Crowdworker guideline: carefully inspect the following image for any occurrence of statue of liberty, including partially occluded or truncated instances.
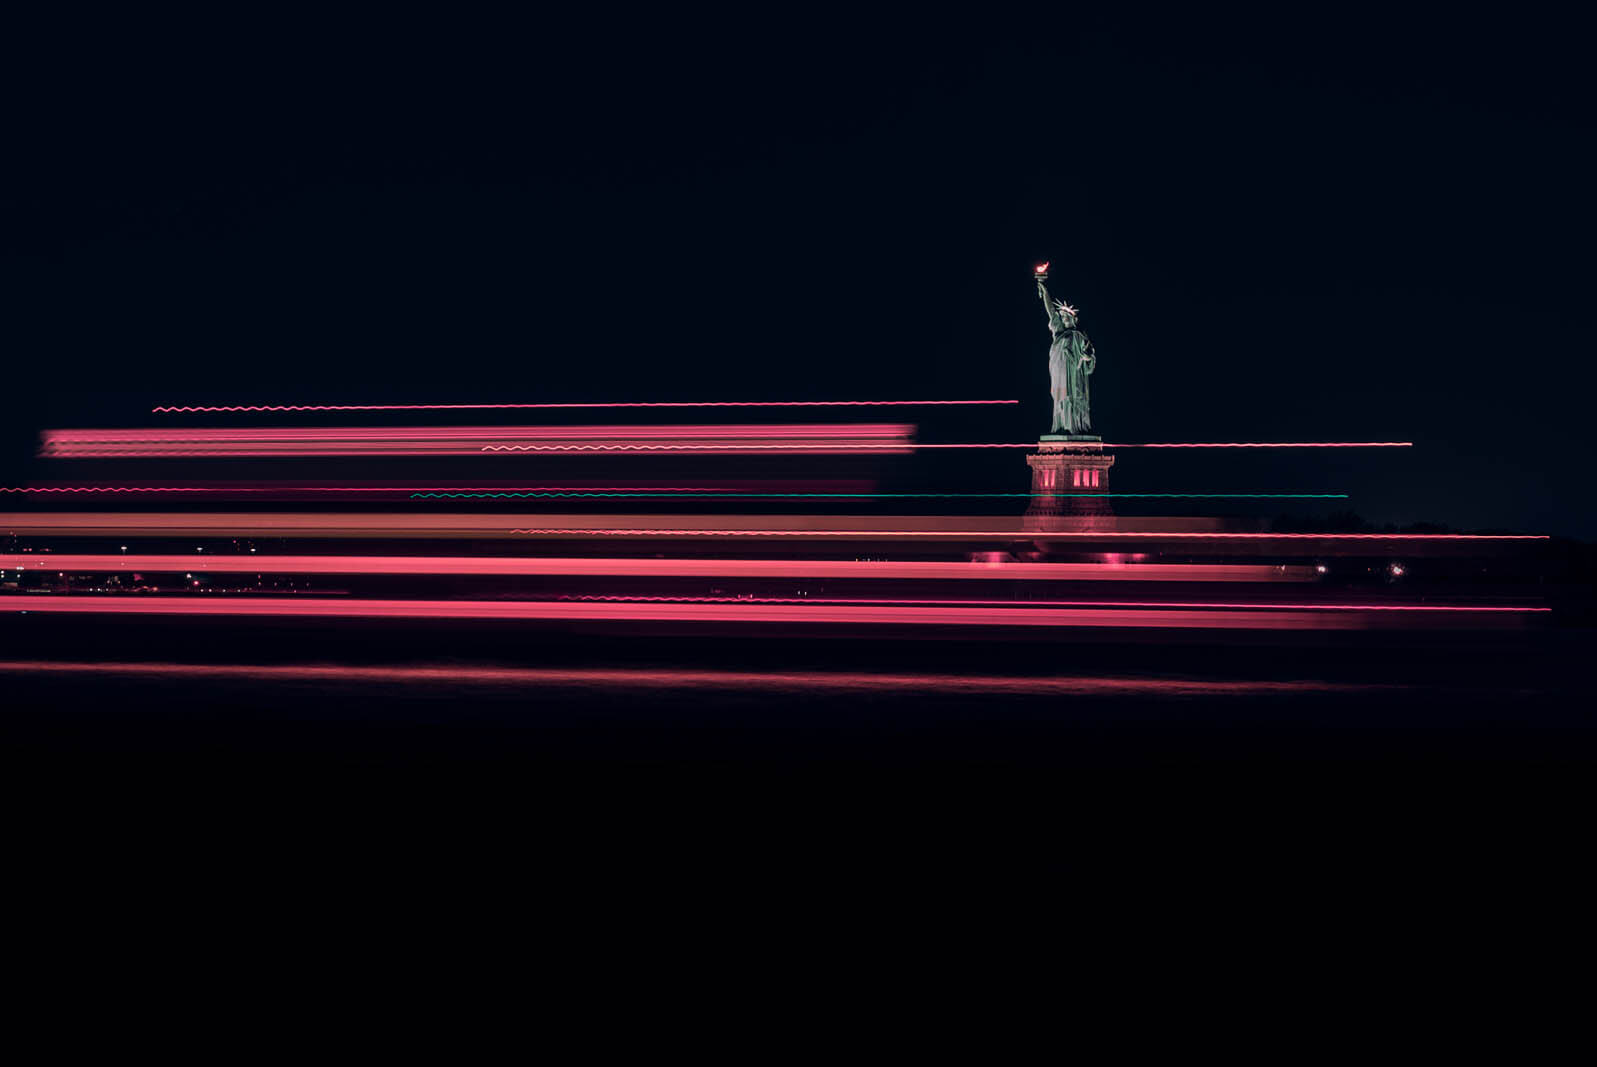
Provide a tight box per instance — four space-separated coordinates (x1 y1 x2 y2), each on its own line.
1035 264 1097 436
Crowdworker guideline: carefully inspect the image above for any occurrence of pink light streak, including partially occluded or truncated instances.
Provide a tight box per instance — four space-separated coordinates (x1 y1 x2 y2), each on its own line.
504 528 1548 541
44 424 913 440
1 486 762 494
39 424 916 459
481 443 918 453
550 594 1548 613
482 441 1415 452
0 660 1412 697
151 400 1020 413
1099 442 1413 448
0 512 1550 540
0 595 1542 630
0 553 1321 583
36 426 1414 459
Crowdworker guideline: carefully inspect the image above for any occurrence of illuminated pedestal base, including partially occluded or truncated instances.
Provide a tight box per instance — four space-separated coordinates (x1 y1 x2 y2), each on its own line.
1025 437 1116 530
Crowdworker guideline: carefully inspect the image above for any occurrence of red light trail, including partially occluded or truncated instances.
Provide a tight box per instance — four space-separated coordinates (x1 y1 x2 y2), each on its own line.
479 443 978 452
150 400 1019 413
1099 442 1413 448
549 594 1548 613
0 487 1352 499
916 442 1415 449
0 660 1412 697
36 426 1413 459
0 553 1323 582
0 485 802 494
503 528 1547 541
38 424 917 459
0 512 1549 540
479 441 1414 453
412 492 1348 499
0 595 1545 629
2 485 848 494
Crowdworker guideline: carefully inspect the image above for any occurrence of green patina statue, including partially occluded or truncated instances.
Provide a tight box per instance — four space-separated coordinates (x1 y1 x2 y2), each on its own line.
1035 266 1097 436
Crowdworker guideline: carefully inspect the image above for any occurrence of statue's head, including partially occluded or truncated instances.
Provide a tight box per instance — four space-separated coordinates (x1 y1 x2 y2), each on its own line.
1055 299 1079 327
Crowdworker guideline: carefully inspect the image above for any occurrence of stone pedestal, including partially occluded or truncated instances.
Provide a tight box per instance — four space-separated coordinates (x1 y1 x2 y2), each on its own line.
1025 436 1116 520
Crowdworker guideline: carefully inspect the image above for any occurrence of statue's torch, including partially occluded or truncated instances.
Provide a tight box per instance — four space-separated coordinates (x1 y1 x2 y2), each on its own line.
1034 262 1049 282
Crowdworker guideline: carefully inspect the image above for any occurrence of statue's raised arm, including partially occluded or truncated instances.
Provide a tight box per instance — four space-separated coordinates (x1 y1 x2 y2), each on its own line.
1038 276 1064 333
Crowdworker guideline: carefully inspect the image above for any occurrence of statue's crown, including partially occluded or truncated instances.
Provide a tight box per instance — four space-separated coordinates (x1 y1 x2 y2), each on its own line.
1055 299 1078 318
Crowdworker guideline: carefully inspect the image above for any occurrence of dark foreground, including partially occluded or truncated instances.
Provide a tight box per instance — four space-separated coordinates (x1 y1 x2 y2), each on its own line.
5 616 1592 848
8 621 1590 1017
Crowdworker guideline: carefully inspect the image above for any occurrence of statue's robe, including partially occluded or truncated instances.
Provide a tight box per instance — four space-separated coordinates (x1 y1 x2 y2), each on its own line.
1048 327 1096 434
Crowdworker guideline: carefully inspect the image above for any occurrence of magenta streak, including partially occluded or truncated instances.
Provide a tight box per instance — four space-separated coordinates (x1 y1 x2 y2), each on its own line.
151 400 1021 413
1101 442 1414 448
0 554 1315 582
481 441 1416 452
2 486 759 494
0 660 1415 696
550 594 1547 613
505 528 1548 540
45 423 915 440
0 595 1486 630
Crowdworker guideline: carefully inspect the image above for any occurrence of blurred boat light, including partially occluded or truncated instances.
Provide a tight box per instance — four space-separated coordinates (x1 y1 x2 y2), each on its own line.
39 424 918 459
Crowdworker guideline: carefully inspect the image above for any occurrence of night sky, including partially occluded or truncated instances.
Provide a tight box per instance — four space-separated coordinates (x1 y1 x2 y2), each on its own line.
4 12 1593 535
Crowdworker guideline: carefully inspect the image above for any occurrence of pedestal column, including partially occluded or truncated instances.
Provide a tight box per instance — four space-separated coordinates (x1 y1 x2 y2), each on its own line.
1025 437 1116 519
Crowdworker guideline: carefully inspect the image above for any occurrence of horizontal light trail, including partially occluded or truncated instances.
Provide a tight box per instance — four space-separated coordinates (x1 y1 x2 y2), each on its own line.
479 441 1413 452
1100 442 1413 448
0 554 1319 583
4 486 364 493
0 487 1350 499
0 512 1549 541
45 424 913 440
0 595 1531 630
36 427 1413 459
504 529 1548 541
550 594 1547 613
0 660 1412 697
480 443 954 452
40 424 916 459
3 485 833 494
410 492 1350 500
151 400 1020 413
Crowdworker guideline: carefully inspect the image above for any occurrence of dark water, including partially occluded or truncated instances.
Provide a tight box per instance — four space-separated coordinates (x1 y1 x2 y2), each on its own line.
4 618 1589 788
5 615 1592 899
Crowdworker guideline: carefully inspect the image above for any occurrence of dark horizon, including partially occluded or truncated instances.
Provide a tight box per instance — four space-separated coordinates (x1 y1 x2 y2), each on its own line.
3 12 1592 536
